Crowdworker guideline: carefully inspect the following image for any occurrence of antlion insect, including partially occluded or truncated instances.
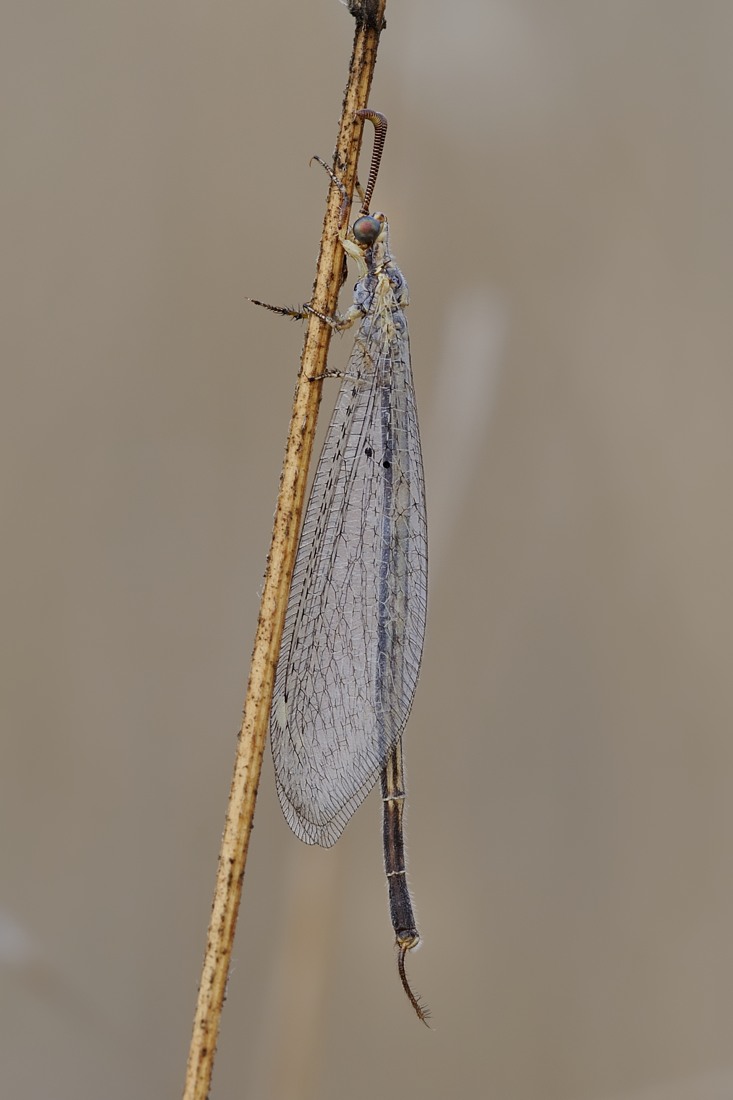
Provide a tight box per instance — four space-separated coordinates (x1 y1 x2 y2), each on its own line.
251 110 429 1023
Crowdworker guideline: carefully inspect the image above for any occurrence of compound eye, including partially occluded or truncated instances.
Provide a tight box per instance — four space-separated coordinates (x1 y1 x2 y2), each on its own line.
352 214 382 246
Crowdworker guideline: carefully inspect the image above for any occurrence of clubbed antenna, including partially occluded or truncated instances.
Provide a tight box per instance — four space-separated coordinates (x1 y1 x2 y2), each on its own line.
355 109 388 214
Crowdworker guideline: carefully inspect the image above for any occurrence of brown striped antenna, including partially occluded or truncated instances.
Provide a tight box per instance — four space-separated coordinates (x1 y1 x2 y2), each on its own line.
355 109 388 214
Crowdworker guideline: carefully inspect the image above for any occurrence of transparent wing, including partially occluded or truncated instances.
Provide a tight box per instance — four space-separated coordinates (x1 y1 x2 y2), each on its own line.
270 302 427 847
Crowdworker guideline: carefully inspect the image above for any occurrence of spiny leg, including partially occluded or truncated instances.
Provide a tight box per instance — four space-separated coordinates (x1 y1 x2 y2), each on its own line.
247 299 309 320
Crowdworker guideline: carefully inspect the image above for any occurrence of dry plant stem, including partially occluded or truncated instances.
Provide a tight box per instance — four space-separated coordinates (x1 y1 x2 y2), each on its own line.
181 3 387 1099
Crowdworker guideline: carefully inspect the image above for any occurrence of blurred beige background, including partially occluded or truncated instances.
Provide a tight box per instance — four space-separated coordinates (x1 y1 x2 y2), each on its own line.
3 2 733 1098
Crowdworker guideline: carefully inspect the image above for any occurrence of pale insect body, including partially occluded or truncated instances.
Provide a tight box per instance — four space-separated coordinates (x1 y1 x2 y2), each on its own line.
271 212 427 849
257 110 430 1022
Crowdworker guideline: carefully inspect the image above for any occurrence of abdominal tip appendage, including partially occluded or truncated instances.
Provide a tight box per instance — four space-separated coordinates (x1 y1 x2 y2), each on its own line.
397 944 431 1027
